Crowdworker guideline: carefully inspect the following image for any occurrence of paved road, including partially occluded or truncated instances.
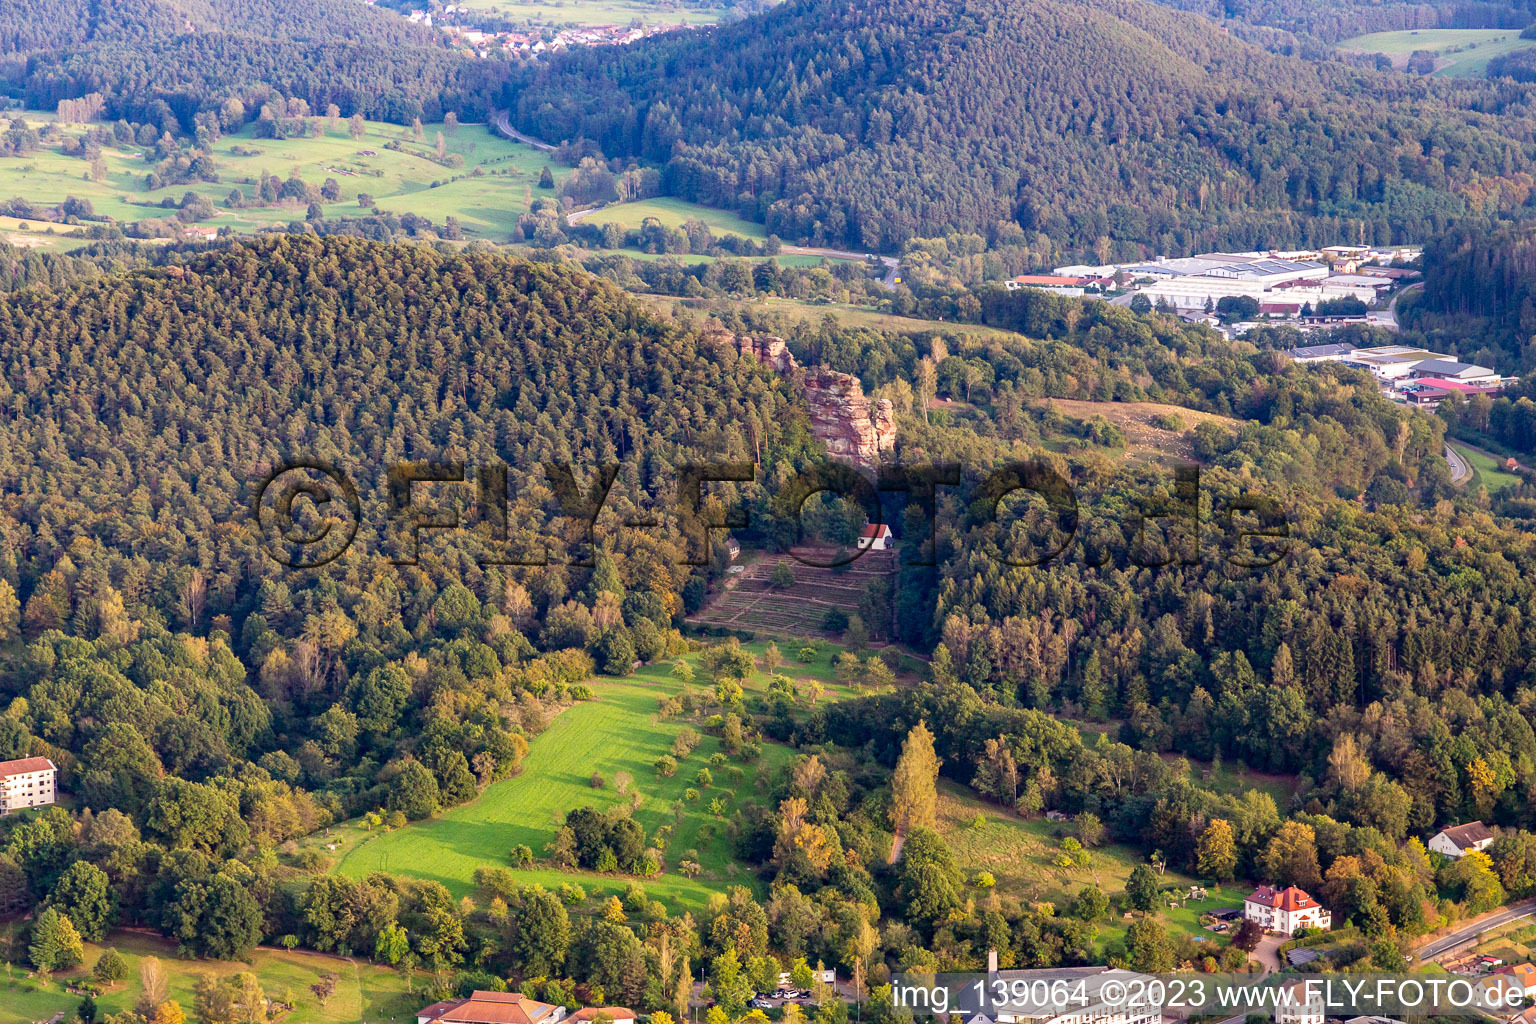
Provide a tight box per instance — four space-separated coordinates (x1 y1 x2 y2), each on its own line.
1418 898 1536 960
780 244 901 287
1446 443 1472 486
490 109 556 151
1372 280 1422 332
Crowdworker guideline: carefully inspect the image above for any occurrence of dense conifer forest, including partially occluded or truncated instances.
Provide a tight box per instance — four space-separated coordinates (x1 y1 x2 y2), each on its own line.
507 0 1536 254
0 0 501 128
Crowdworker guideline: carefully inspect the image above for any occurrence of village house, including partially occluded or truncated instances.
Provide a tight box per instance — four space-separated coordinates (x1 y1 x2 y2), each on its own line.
0 756 57 815
858 523 893 551
1494 964 1536 1000
417 992 564 1024
1274 980 1326 1024
1243 885 1331 935
1430 821 1496 859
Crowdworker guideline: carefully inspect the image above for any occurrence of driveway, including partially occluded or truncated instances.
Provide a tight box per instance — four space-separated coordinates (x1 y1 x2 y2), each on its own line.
1252 934 1285 973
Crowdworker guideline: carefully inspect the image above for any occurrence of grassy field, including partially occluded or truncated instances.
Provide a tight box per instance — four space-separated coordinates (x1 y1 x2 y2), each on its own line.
332 640 860 912
1453 441 1525 493
0 929 419 1024
1043 399 1241 462
0 111 553 246
451 0 724 25
577 197 769 240
1339 28 1536 76
936 784 1251 952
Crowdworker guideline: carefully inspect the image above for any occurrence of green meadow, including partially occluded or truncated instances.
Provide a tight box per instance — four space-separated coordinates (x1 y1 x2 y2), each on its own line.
579 196 770 240
1339 28 1536 77
0 111 553 245
332 640 858 912
0 930 419 1024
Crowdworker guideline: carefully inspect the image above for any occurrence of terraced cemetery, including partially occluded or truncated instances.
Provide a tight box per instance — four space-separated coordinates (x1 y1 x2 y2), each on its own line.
689 545 896 638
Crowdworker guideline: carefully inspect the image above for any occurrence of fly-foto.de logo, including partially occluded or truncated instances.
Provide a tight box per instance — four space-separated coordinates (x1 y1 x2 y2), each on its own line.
251 458 1291 570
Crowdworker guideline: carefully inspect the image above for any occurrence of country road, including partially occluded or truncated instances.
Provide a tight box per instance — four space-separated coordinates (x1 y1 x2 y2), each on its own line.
1446 443 1472 486
490 109 556 151
1417 897 1536 960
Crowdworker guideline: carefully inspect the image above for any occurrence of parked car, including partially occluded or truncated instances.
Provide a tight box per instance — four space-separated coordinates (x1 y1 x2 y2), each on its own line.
750 999 774 1010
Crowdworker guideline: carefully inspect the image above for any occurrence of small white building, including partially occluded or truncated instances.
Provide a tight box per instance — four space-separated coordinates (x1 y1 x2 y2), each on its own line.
1243 885 1331 935
1430 821 1496 859
0 756 56 816
858 523 893 551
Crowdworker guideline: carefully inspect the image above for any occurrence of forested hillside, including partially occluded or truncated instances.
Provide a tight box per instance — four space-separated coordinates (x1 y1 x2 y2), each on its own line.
507 0 1536 254
1150 0 1531 44
744 294 1536 835
0 0 500 127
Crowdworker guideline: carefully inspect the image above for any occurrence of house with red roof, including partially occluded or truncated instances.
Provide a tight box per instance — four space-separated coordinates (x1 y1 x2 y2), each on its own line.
858 523 893 551
416 992 564 1024
1243 885 1331 935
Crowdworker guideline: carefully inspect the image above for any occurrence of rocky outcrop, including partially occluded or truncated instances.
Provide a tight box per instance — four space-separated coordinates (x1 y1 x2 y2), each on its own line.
707 328 894 469
704 329 796 373
803 368 896 469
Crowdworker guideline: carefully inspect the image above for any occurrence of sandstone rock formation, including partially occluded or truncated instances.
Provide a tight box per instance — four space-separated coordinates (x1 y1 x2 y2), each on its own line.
709 328 895 469
803 367 896 470
704 328 796 373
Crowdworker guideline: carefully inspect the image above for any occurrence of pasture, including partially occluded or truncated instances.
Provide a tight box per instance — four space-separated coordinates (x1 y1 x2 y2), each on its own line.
1339 29 1536 76
578 196 770 241
0 111 552 245
331 639 859 912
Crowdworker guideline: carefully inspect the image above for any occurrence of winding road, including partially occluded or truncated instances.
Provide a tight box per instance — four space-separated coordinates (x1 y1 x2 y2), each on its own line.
491 111 902 287
490 109 556 151
1417 897 1536 961
1446 443 1472 486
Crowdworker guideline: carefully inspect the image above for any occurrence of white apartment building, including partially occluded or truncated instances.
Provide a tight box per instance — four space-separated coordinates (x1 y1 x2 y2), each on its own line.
0 756 57 815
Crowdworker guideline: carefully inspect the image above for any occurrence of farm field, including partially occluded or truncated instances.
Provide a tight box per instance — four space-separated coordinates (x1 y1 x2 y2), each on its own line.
690 547 897 640
576 196 770 240
450 0 724 25
1339 28 1536 76
331 640 861 912
0 111 552 246
0 929 418 1024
